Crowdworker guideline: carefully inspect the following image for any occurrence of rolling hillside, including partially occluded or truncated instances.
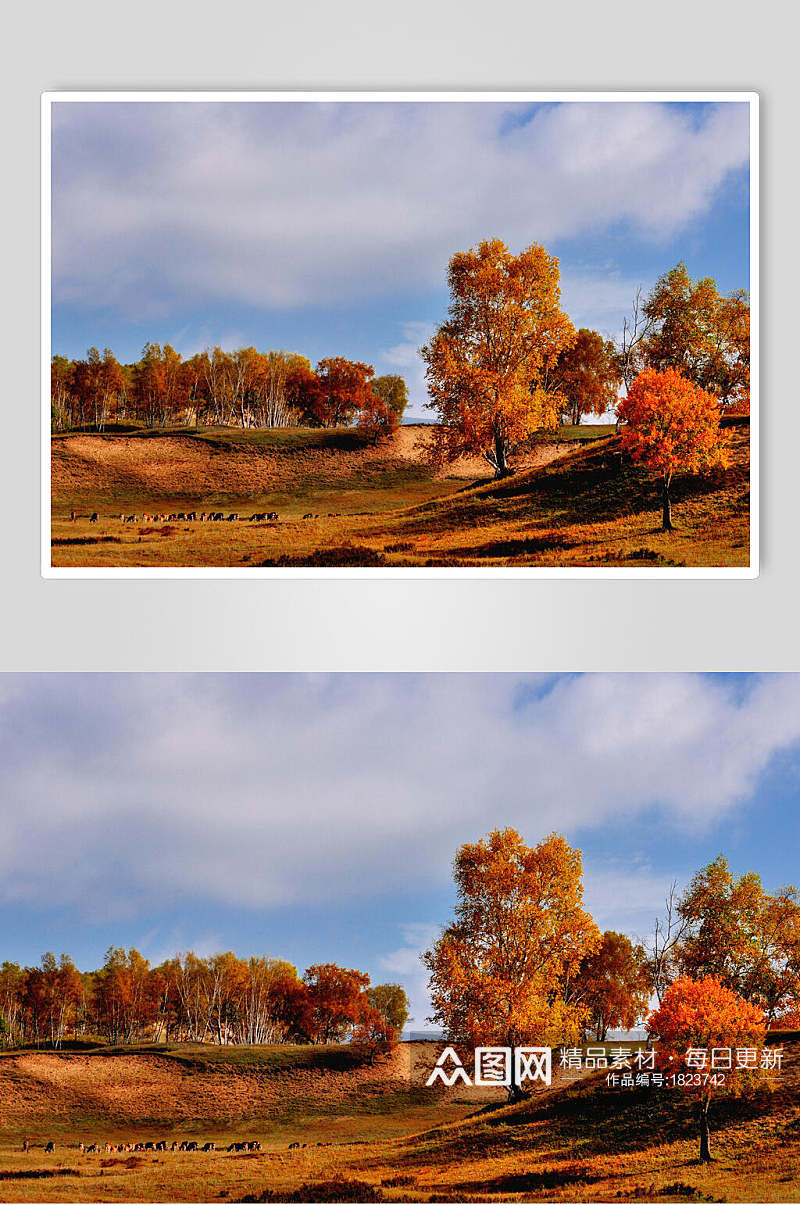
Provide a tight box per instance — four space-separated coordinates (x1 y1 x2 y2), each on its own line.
49 421 749 568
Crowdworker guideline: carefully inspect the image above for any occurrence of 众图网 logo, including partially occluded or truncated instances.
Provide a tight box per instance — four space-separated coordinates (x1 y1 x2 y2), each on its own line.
425 1046 551 1088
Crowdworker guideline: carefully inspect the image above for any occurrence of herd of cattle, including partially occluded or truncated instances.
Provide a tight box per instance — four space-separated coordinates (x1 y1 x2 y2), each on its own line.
67 511 337 524
22 1138 328 1155
24 1138 262 1154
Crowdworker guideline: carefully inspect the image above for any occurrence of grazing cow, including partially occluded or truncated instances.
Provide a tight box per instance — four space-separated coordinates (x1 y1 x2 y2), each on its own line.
302 513 313 519
202 1142 215 1152
227 1141 247 1152
105 1142 115 1153
45 1141 55 1153
288 1141 300 1149
90 512 98 523
227 513 238 521
86 1143 99 1153
177 512 187 520
70 510 76 522
187 512 196 521
268 512 278 521
155 1140 167 1151
185 1141 199 1152
22 1139 30 1153
247 1140 261 1151
250 512 265 522
144 1141 156 1151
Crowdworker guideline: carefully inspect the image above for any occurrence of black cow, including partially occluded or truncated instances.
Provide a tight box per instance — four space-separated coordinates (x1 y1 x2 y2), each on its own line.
45 1141 56 1153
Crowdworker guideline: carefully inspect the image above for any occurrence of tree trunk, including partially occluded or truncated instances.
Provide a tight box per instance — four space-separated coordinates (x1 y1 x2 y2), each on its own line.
699 1099 713 1162
662 474 674 531
493 431 515 479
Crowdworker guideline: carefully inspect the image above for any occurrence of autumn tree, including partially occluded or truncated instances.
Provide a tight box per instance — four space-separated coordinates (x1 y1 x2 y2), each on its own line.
647 976 766 1162
357 390 399 443
422 239 575 477
0 962 24 1045
51 356 75 430
642 264 750 411
205 951 250 1044
239 958 305 1044
674 856 800 1023
366 983 410 1035
352 998 397 1064
617 366 727 531
94 947 156 1045
310 358 376 428
371 374 409 421
576 931 652 1040
302 964 370 1043
546 328 620 426
424 829 600 1099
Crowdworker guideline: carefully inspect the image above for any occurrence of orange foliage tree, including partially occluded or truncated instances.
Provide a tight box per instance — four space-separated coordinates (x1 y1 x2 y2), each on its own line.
352 998 397 1064
357 390 400 443
424 829 600 1099
647 975 767 1162
617 366 727 531
310 358 376 428
302 963 371 1044
547 328 620 426
422 239 575 477
576 930 652 1040
675 856 800 1023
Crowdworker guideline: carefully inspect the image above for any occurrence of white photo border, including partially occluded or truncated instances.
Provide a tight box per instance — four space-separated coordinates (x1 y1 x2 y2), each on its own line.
41 90 759 580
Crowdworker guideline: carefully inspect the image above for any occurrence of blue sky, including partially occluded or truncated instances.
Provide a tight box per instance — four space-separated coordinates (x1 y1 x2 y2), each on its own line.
0 673 796 1028
50 99 751 421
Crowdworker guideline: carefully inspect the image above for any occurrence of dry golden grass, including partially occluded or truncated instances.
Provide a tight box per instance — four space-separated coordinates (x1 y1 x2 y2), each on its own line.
0 1034 796 1202
50 422 750 569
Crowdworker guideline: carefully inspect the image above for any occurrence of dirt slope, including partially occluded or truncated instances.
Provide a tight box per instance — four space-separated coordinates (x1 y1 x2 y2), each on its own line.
50 426 581 504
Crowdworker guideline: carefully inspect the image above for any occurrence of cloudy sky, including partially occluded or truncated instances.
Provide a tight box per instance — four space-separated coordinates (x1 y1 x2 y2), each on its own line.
1 673 797 1027
50 98 751 420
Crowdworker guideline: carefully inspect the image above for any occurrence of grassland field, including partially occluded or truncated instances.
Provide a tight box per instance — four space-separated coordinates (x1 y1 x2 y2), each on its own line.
0 1032 796 1203
50 420 750 569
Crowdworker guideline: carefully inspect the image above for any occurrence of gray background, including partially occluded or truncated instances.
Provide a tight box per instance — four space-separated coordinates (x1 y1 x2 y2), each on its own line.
1 0 794 670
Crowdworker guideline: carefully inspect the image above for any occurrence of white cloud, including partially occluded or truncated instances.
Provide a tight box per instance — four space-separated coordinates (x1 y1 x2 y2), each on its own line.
0 675 796 927
380 320 436 420
51 101 749 316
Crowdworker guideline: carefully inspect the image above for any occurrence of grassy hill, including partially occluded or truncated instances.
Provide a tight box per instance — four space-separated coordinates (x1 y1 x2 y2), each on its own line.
49 420 749 569
0 1033 795 1201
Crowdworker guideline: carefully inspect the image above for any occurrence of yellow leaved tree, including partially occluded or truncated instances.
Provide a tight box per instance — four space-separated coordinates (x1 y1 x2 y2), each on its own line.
423 828 600 1099
421 239 575 477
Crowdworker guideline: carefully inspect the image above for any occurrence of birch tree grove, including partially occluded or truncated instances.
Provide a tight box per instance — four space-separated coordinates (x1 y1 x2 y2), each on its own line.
0 949 408 1053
